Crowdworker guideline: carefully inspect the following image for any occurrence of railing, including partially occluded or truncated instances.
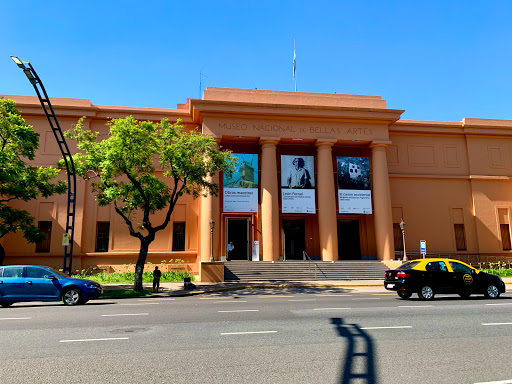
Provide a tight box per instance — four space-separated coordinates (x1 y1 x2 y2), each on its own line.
303 251 318 280
394 251 512 269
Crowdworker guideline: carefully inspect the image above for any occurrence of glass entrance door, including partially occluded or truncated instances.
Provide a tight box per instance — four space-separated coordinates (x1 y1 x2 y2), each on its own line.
226 218 249 260
282 219 306 260
337 219 361 260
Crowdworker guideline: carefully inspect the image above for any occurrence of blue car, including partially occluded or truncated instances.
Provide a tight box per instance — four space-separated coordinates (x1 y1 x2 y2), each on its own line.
0 265 103 307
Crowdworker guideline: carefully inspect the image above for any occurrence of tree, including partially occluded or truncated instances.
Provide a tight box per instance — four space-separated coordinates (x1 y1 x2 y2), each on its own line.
0 99 67 265
65 116 234 291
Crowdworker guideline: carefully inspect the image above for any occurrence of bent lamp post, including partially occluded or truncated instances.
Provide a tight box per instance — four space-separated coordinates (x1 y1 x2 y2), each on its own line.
209 220 215 262
400 219 408 262
11 56 77 276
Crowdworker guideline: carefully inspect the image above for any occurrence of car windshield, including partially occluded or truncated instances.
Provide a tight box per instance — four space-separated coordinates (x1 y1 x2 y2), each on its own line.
45 267 70 278
396 261 420 270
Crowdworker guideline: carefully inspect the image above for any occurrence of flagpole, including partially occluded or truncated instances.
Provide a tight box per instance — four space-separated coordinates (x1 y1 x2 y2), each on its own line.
293 40 297 92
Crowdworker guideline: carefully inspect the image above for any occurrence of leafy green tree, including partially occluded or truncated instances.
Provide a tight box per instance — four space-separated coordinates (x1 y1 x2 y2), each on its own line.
0 99 67 265
65 116 234 291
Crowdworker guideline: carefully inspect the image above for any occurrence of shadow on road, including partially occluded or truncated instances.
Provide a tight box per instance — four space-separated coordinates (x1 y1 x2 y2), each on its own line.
331 317 377 384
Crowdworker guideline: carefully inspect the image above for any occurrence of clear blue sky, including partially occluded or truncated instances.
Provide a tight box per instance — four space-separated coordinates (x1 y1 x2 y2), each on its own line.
2 1 512 122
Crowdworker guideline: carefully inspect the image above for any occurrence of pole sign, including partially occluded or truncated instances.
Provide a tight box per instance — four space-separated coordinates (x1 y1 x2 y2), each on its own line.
62 233 70 246
420 240 427 257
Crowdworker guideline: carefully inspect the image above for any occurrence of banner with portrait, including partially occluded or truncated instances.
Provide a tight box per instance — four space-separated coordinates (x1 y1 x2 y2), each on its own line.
223 153 258 212
336 157 372 214
281 155 316 213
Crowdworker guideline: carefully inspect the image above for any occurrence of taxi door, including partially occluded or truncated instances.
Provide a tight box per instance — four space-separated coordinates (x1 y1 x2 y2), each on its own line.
448 261 476 293
424 261 452 293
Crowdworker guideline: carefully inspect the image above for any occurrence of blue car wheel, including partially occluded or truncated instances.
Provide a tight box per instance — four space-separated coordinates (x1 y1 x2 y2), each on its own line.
62 288 82 306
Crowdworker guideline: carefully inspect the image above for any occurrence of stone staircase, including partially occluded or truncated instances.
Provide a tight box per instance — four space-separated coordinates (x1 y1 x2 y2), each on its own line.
224 260 388 281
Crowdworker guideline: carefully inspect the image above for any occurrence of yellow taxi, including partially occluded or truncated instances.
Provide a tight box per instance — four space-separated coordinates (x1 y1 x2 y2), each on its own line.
384 258 506 300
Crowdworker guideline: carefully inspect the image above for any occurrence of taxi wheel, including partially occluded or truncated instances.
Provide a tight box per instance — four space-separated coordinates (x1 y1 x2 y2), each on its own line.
397 291 412 299
418 285 435 300
484 284 500 299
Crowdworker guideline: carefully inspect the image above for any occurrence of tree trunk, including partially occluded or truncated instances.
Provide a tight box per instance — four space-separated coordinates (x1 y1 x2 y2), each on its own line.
133 235 155 291
0 243 5 266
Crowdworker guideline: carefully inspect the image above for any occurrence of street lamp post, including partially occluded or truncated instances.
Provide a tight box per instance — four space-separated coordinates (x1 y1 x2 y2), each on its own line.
399 219 408 261
209 220 215 262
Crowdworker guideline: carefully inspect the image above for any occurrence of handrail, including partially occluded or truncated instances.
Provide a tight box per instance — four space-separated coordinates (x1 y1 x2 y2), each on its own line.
303 250 317 280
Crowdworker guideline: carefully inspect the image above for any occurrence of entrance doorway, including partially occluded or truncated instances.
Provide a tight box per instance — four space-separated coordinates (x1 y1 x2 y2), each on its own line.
337 220 361 260
282 219 306 260
226 218 249 260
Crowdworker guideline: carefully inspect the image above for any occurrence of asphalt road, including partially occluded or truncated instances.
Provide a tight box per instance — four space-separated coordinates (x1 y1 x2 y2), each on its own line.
1 287 512 384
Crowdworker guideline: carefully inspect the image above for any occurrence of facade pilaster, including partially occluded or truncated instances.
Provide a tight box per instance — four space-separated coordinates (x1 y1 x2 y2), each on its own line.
259 138 280 261
200 173 220 262
370 141 394 261
315 140 338 261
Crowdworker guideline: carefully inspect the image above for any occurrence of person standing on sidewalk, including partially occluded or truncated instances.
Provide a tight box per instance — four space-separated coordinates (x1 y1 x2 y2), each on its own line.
153 266 162 292
227 241 235 261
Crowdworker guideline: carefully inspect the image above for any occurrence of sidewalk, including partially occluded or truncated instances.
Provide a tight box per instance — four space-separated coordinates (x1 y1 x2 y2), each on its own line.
102 276 512 297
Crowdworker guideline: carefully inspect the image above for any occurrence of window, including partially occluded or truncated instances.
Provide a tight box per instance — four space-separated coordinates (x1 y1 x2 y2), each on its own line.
501 224 512 250
95 222 110 252
425 261 447 272
397 261 420 270
172 222 186 251
449 261 472 274
26 267 52 278
454 224 467 251
3 266 24 278
36 221 52 252
393 223 403 251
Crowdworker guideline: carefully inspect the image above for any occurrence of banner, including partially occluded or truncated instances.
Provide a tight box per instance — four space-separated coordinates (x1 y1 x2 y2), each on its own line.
281 155 316 213
223 153 258 212
337 157 372 214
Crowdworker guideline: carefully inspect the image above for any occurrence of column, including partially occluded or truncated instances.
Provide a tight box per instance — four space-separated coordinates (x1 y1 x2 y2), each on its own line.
200 173 220 262
315 140 338 261
260 138 279 261
370 141 394 261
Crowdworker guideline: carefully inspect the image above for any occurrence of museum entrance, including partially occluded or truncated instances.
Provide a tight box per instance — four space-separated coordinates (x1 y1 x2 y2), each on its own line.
337 219 361 260
282 219 306 260
226 218 249 260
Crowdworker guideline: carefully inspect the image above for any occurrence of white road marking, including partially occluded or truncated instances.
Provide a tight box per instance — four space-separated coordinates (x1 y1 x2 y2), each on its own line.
361 326 412 330
482 322 512 326
101 313 149 317
214 301 248 303
485 303 512 306
288 299 317 302
120 303 160 306
314 308 351 311
399 305 433 308
221 331 277 335
474 380 512 384
218 310 259 313
0 317 31 320
60 337 129 343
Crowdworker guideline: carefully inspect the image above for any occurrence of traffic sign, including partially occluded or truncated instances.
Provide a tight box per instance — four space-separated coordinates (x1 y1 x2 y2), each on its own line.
420 240 426 257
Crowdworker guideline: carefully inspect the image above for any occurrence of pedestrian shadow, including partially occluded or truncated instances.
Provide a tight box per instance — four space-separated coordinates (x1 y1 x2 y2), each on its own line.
331 317 377 384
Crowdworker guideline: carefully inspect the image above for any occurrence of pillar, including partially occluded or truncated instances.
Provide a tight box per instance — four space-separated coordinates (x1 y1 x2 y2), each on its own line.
200 173 220 262
370 141 394 260
260 138 280 261
315 140 338 261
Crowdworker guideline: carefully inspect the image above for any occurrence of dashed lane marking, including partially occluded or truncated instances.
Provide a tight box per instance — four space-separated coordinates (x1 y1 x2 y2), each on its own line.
218 310 259 313
60 337 129 343
101 313 149 317
361 326 412 330
482 322 512 326
0 317 31 320
221 331 277 335
313 308 351 311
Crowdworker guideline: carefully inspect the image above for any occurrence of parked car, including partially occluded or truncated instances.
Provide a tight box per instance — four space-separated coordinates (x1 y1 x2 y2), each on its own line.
384 258 505 300
0 265 103 307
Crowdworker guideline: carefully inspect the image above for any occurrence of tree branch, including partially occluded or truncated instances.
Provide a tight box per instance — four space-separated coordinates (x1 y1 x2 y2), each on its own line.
123 169 152 230
153 180 187 233
114 201 143 240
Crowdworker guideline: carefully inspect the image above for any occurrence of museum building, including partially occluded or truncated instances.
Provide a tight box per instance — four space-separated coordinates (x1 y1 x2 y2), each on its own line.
3 87 512 273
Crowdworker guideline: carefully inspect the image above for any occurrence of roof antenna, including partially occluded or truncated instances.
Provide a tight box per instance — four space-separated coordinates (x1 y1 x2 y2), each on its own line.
199 71 208 98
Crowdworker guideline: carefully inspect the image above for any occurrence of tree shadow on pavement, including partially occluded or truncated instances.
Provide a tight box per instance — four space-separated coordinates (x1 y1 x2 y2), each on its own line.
331 317 377 384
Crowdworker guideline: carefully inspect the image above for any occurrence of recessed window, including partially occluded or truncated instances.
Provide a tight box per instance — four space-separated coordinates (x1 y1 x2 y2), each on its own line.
172 222 186 251
501 224 511 251
95 222 110 252
393 223 403 251
454 224 467 251
36 221 52 252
